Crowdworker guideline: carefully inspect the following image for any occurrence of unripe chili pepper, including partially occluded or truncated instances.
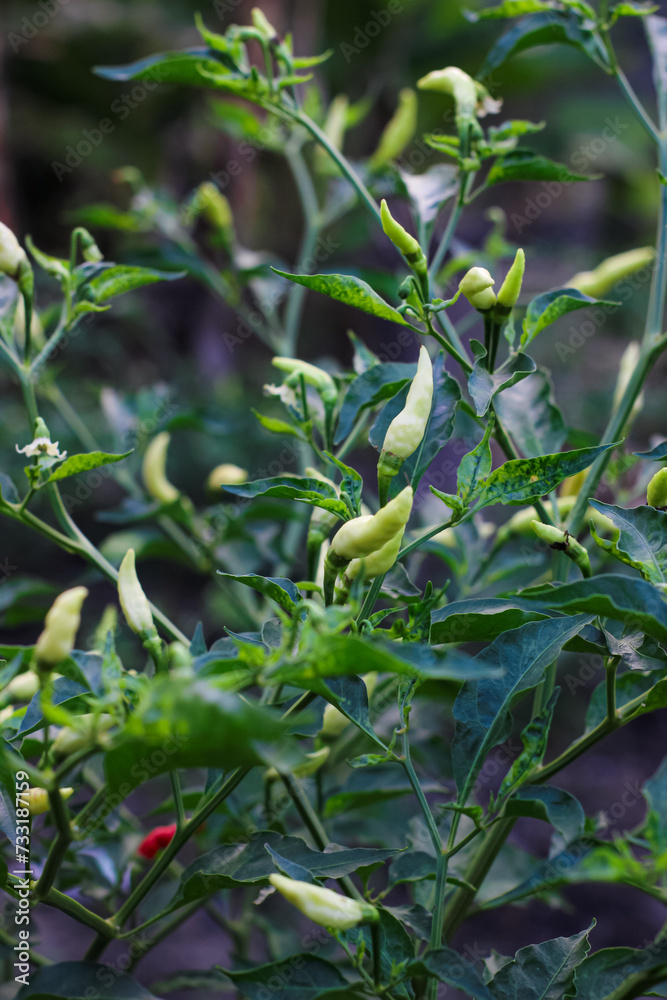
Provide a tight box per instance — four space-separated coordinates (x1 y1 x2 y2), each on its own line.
118 548 155 637
320 674 378 739
530 521 592 577
315 96 349 174
138 823 177 859
272 358 337 407
35 587 88 669
0 221 28 279
647 467 667 510
265 747 330 782
495 498 616 546
417 66 478 125
378 347 433 504
495 248 525 316
559 468 589 499
207 463 248 491
269 873 379 930
4 671 40 703
369 88 417 171
380 200 428 299
612 342 644 424
52 714 114 757
345 527 405 584
324 486 413 604
568 247 654 298
194 182 235 249
252 8 278 39
143 432 180 505
459 266 496 312
26 787 74 817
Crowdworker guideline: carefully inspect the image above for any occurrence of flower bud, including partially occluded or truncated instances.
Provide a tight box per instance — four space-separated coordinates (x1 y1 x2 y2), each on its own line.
143 432 180 505
265 747 330 781
272 358 337 406
568 247 654 298
207 464 248 491
51 714 114 757
369 88 417 171
459 267 496 311
118 549 155 636
0 221 28 279
530 521 591 577
35 587 88 668
26 787 74 816
495 248 525 312
269 873 379 930
647 467 667 510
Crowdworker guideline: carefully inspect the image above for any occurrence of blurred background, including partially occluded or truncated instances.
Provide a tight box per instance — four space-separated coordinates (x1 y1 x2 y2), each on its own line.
1 1 667 995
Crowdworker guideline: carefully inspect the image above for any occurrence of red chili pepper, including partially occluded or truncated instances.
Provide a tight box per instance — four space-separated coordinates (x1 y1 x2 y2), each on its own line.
137 823 177 859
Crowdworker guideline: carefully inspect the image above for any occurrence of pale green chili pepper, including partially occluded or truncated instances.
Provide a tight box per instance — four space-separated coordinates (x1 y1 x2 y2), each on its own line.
369 88 417 171
269 873 379 930
380 199 428 299
647 467 667 510
143 432 180 505
35 587 88 669
324 485 413 603
530 520 592 577
118 548 155 636
378 346 433 505
337 526 405 602
494 248 525 317
568 246 654 298
459 266 496 312
272 357 337 406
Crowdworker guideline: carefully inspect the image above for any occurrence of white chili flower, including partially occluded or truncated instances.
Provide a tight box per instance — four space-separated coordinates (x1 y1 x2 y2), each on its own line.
16 437 66 459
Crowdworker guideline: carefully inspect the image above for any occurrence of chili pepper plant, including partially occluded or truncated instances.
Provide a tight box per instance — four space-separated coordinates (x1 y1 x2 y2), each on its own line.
3 4 667 999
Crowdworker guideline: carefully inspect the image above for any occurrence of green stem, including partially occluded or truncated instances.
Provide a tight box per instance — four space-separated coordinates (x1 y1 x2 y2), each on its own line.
284 144 320 355
34 787 72 899
295 111 383 227
606 656 620 725
41 886 116 939
597 964 667 1000
429 187 466 282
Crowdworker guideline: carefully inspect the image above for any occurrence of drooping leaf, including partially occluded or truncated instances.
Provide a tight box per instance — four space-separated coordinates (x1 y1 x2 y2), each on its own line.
452 615 593 800
518 574 667 644
431 598 548 644
400 164 459 226
77 263 183 304
468 342 535 416
521 289 616 351
95 48 247 88
478 11 610 77
170 831 396 907
217 573 302 614
488 925 593 999
493 369 566 458
467 1 562 20
335 363 416 444
271 269 414 326
635 440 667 460
589 500 667 584
572 940 667 1000
487 149 597 187
45 450 132 483
504 784 585 843
221 476 350 520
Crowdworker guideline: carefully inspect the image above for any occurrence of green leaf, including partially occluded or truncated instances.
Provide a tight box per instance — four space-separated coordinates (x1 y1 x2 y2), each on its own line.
471 443 615 511
488 925 593 998
521 289 616 351
457 419 495 504
252 409 306 439
221 476 350 520
487 149 598 188
170 830 395 907
452 615 593 800
78 264 183 304
322 453 363 513
478 11 610 77
493 369 566 458
467 0 561 20
271 269 414 327
590 500 667 584
407 950 495 1000
217 573 303 614
431 598 548 644
16 962 162 999
636 439 667 460
45 450 132 483
643 756 667 852
468 343 535 416
518 574 667 644
95 48 246 88
497 689 560 802
504 784 585 843
104 678 303 795
610 1 659 22
221 955 352 1000
325 766 445 818
572 941 667 999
